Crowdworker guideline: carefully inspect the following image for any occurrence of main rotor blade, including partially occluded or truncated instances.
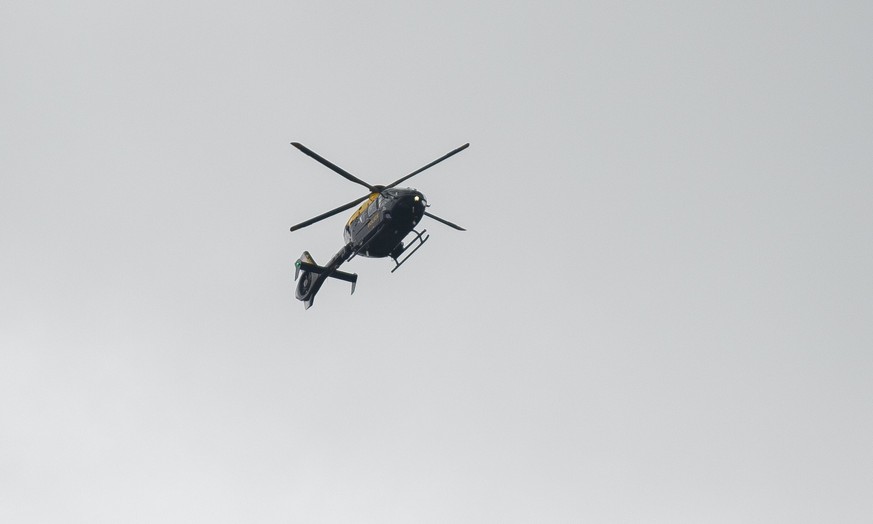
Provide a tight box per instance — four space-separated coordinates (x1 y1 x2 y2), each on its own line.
291 142 376 191
424 211 466 231
290 194 370 232
386 143 469 189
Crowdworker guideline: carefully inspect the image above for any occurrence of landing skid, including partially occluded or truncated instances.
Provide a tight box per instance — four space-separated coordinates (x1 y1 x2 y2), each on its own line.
390 229 429 273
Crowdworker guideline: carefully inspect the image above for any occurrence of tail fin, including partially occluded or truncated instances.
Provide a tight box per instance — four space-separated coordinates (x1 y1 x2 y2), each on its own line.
294 251 357 309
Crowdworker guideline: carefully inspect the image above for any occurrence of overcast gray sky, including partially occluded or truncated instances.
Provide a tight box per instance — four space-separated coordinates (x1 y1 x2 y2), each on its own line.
2 1 872 522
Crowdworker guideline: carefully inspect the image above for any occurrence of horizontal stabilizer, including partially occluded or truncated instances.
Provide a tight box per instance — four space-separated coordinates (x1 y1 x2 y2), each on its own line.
294 259 358 295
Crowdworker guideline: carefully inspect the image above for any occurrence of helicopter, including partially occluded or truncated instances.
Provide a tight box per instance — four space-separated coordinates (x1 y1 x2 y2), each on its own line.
288 141 469 309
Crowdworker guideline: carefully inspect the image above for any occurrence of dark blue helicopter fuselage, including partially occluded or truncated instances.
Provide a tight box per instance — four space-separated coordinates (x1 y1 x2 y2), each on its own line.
343 187 426 258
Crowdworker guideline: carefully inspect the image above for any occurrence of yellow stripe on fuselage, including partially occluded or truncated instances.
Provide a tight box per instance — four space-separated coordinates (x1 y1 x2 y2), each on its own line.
347 193 379 226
